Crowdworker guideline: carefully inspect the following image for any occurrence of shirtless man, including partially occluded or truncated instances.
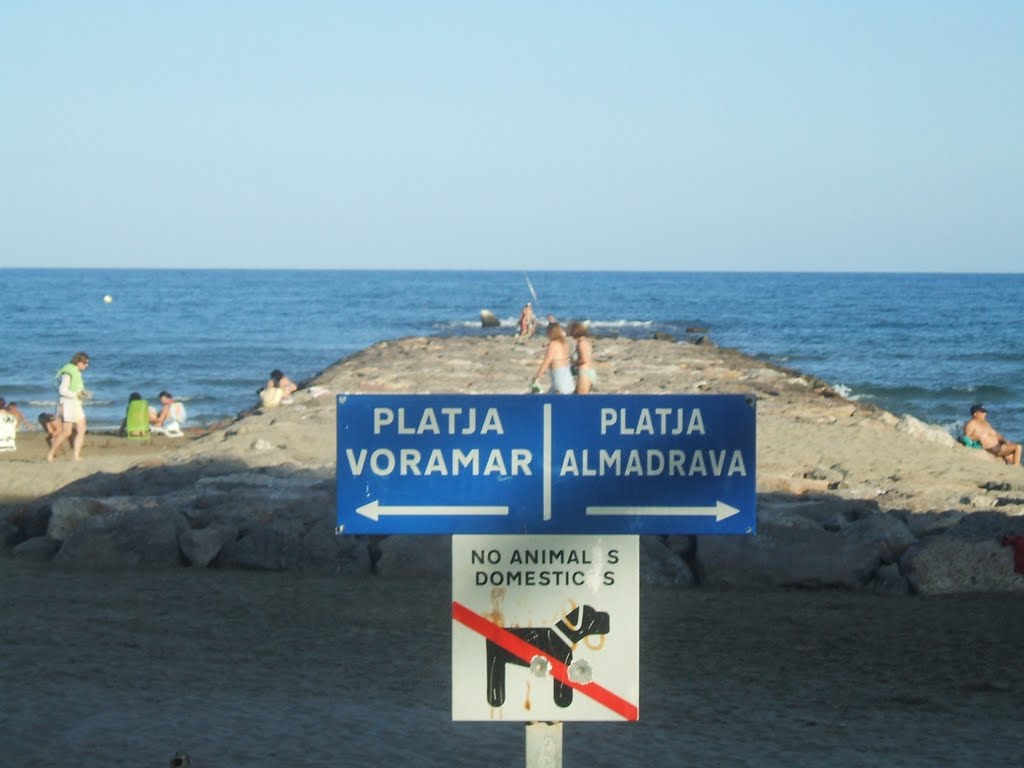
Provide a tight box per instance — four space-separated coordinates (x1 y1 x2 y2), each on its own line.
964 403 1022 465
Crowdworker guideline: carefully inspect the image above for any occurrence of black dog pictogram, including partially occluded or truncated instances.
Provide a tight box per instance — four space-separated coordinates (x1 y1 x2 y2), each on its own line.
486 604 610 708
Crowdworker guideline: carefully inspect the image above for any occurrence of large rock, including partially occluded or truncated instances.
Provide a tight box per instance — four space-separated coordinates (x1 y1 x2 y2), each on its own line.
640 536 693 586
873 562 911 595
47 496 111 542
900 536 1024 594
698 504 885 588
844 512 918 564
216 516 307 570
179 525 238 568
894 414 956 448
11 536 61 562
55 506 189 568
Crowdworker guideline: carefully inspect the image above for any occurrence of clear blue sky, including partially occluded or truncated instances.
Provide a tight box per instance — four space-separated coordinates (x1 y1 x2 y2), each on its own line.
2 1 1021 271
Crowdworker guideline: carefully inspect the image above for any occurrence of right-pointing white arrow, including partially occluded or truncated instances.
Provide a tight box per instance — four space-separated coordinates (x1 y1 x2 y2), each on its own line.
585 501 741 522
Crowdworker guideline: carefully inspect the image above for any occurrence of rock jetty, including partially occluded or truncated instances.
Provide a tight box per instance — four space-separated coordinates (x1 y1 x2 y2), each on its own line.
3 334 1024 594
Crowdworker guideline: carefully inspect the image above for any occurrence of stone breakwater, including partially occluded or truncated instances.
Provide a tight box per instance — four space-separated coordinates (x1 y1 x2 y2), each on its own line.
3 334 1024 594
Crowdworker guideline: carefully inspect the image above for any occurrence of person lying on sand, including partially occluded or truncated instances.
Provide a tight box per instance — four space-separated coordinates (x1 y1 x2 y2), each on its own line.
964 403 1022 465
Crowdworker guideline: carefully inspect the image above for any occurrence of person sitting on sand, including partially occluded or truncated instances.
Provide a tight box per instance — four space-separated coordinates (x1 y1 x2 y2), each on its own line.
268 370 297 398
531 323 575 394
120 392 151 438
149 391 186 435
567 321 597 395
964 403 1022 465
259 370 298 409
0 401 19 451
0 398 36 432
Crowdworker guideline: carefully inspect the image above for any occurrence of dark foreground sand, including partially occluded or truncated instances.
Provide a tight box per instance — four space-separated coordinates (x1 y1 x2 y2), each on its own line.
3 558 1022 767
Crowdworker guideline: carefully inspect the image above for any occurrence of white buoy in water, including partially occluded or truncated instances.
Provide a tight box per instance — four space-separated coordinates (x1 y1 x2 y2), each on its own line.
103 294 113 304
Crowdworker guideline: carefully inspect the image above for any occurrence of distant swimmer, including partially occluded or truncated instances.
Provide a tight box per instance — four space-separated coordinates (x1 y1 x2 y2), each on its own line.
47 351 90 462
964 403 1022 465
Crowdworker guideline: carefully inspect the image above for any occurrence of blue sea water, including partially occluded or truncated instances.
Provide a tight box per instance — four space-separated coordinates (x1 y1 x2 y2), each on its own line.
2 270 1022 439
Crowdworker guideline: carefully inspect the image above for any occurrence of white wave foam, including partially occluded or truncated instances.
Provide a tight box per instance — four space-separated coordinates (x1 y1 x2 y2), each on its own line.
832 383 855 400
443 318 518 329
586 319 654 329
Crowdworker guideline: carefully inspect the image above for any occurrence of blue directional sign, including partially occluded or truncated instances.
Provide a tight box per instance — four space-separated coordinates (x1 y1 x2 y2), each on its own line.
336 394 756 535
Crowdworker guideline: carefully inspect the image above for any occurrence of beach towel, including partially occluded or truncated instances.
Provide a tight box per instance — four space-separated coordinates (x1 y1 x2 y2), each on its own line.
0 412 16 451
151 420 184 437
125 399 151 439
959 436 983 449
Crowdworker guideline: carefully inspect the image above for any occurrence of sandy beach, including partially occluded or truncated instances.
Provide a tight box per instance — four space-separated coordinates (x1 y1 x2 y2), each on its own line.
3 334 1024 767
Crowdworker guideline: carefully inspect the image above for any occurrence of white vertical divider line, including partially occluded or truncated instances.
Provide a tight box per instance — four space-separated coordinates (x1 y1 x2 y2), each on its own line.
543 403 552 521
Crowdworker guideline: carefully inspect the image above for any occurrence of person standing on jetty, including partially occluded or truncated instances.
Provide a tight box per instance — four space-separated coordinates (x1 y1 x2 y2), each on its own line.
964 403 1022 465
567 321 596 394
46 351 90 462
531 323 574 394
517 303 536 337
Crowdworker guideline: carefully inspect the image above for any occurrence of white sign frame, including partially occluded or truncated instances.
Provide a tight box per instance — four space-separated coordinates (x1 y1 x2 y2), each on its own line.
452 535 639 722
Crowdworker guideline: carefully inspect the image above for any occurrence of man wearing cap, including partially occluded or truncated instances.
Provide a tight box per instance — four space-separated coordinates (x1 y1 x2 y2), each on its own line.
964 404 1021 465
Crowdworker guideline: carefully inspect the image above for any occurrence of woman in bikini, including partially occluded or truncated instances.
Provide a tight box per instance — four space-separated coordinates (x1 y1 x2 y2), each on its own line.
532 323 574 394
567 321 596 394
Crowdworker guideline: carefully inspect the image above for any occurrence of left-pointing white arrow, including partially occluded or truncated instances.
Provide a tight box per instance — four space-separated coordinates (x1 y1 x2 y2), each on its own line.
356 499 510 522
585 501 741 522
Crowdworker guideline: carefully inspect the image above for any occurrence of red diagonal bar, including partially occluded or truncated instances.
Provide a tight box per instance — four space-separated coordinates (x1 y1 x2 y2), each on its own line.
452 600 638 721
